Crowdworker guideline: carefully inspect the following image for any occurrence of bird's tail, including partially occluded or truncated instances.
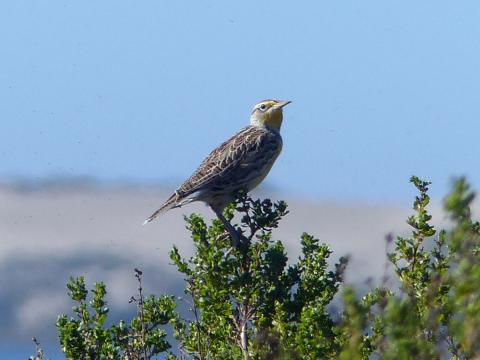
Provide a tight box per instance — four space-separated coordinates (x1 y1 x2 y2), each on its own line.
142 194 178 225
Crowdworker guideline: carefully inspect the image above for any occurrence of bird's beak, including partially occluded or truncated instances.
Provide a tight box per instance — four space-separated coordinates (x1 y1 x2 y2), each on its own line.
275 100 291 109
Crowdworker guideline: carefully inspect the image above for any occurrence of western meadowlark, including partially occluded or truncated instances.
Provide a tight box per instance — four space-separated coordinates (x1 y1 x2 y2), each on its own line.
144 99 291 246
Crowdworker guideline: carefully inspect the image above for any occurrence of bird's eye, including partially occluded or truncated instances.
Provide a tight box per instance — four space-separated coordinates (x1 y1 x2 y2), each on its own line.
259 104 267 111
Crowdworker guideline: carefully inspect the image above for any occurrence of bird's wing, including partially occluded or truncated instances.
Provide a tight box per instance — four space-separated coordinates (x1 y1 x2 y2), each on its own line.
176 125 270 197
143 126 280 224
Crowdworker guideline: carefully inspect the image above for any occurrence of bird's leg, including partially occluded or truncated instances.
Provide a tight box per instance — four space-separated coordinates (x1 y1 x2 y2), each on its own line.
212 207 241 248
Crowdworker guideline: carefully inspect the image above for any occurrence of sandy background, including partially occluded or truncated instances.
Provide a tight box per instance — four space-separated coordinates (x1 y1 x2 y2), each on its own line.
0 184 455 356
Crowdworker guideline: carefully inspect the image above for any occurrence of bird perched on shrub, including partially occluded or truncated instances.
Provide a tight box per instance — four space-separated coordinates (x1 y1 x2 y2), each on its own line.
144 99 291 246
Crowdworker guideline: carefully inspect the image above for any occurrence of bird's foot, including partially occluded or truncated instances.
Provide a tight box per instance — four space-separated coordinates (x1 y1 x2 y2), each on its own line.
213 207 244 249
217 226 241 247
218 232 229 242
226 227 242 249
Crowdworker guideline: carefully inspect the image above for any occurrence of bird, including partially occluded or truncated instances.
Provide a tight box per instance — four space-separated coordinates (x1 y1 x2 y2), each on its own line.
144 99 291 246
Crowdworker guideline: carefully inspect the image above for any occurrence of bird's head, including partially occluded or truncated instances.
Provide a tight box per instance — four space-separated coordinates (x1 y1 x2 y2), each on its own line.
250 99 291 131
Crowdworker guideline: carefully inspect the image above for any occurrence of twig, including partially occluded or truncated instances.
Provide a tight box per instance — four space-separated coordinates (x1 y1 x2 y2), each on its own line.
134 268 149 360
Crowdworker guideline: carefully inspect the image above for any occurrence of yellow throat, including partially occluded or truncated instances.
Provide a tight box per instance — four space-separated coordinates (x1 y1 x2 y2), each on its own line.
250 99 291 131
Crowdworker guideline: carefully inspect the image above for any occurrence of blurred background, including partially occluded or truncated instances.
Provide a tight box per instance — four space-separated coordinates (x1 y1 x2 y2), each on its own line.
1 0 480 357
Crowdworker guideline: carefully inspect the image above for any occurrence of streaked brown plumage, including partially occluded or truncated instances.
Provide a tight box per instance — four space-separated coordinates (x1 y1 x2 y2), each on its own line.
144 99 291 244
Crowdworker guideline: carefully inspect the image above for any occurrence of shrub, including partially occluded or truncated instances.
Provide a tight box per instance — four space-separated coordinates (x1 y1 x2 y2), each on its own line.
52 177 480 359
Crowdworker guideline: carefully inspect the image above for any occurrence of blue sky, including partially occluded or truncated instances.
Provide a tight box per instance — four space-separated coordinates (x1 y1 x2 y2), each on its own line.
1 0 480 202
